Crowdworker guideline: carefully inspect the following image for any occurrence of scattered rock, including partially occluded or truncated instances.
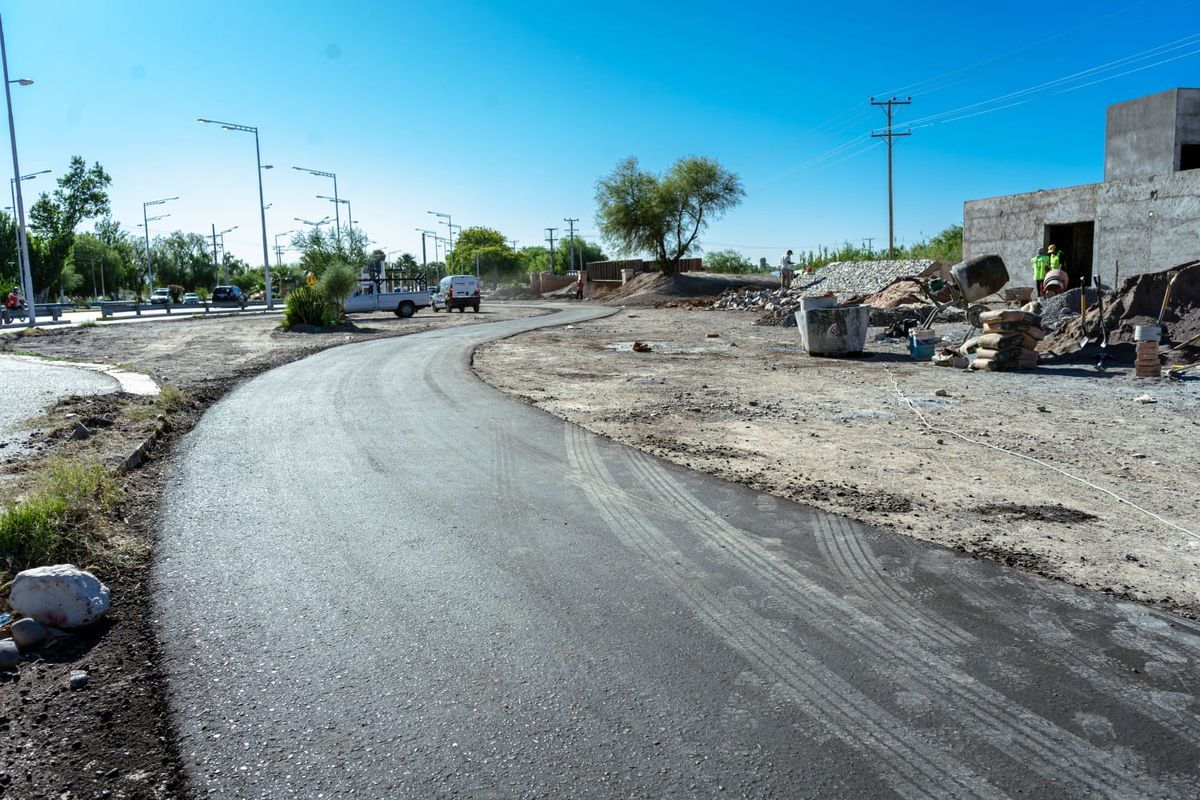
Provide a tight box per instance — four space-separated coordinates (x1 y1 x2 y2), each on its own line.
1132 452 1147 459
9 564 112 629
706 332 719 338
67 669 89 690
934 389 949 397
631 341 652 353
10 618 49 650
1134 394 1156 404
0 640 18 670
70 421 91 441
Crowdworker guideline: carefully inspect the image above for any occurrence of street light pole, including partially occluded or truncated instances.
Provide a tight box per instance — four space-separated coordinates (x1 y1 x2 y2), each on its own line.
198 119 275 309
142 196 179 290
8 170 46 297
217 225 237 284
428 211 453 273
294 167 339 241
1 13 36 323
274 230 293 267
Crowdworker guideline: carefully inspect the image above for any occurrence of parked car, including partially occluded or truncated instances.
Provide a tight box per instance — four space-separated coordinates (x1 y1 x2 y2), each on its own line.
430 274 480 313
182 292 200 305
211 285 247 307
149 287 172 305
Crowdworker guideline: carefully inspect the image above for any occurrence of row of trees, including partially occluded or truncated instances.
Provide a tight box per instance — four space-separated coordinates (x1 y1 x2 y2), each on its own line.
441 226 605 285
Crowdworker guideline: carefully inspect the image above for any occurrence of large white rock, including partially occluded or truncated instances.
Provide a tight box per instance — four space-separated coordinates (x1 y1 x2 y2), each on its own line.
8 564 111 628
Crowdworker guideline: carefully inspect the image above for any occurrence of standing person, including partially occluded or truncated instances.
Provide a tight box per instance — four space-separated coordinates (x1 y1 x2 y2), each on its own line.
780 250 795 290
1047 243 1065 273
1030 247 1051 298
575 278 583 301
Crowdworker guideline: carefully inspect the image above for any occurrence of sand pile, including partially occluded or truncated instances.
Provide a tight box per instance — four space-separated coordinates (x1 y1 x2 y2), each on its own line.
1041 261 1200 358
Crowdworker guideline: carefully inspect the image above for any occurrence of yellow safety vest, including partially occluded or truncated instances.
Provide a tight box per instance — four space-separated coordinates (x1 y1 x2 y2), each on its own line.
1031 254 1051 281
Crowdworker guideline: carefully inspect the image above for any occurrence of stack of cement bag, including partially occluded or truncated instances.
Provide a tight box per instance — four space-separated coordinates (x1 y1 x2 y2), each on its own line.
967 309 1044 371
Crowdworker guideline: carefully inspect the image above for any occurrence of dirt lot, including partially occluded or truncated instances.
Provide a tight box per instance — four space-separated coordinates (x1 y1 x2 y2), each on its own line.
474 305 1200 618
0 304 544 799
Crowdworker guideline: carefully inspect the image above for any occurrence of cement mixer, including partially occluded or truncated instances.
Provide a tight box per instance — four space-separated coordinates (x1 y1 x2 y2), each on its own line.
898 255 1010 331
1042 268 1069 297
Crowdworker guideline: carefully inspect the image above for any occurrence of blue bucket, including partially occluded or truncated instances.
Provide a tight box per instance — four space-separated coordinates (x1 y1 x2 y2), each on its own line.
908 329 937 360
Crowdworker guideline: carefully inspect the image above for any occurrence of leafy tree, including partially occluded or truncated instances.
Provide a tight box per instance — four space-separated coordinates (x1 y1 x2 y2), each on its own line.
595 155 744 273
291 225 368 277
703 249 756 274
553 239 605 273
395 252 419 272
28 156 112 298
0 210 18 289
448 226 522 282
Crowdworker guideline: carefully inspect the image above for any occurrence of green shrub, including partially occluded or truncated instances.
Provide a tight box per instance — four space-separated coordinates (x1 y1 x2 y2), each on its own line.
0 460 121 576
320 261 358 306
282 285 335 328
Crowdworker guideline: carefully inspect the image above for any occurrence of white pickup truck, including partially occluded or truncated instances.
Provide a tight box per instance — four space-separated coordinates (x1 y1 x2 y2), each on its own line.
343 281 433 318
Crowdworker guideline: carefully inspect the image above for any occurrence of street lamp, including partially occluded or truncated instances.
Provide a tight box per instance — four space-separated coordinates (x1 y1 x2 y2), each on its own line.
1 14 36 322
198 118 275 310
216 225 237 284
293 215 331 227
315 194 352 237
427 211 454 272
136 213 171 228
142 196 179 289
273 230 293 266
415 228 436 280
293 166 339 241
8 169 47 294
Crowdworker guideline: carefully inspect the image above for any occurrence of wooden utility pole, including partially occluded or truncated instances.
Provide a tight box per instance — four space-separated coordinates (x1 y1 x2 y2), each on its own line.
870 96 911 258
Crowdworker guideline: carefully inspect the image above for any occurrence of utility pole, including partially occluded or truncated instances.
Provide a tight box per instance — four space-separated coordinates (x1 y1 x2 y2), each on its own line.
862 237 875 255
870 96 911 259
545 227 558 274
564 217 579 273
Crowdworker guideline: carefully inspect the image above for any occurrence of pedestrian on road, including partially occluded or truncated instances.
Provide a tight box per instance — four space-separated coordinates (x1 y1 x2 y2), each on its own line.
575 279 583 301
780 250 795 290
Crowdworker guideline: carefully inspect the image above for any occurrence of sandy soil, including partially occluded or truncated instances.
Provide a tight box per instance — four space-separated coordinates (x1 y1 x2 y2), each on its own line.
474 304 1200 618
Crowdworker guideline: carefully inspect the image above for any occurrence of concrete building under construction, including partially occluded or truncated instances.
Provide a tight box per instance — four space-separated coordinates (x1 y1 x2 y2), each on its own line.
963 88 1200 289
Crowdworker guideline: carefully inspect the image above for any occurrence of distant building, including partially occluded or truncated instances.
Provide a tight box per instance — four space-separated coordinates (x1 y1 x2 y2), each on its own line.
963 88 1200 288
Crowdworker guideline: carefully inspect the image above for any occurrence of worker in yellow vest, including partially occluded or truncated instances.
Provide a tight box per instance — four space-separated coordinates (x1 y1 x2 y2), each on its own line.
1047 243 1065 271
1031 247 1051 297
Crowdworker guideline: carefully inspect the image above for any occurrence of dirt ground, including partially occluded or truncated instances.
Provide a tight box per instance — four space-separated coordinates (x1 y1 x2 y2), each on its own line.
473 305 1200 618
0 304 545 799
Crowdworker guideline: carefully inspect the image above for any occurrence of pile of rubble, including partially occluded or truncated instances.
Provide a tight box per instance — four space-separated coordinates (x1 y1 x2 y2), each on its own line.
712 260 945 327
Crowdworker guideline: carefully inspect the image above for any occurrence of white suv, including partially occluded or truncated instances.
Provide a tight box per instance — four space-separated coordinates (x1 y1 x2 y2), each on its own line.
149 287 172 305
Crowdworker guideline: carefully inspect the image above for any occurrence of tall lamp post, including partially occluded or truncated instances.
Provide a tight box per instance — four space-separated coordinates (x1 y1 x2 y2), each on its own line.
273 230 293 266
294 167 339 241
8 169 47 293
142 196 178 290
315 195 352 237
198 118 275 309
215 225 237 283
427 211 454 273
415 228 436 282
1 14 36 323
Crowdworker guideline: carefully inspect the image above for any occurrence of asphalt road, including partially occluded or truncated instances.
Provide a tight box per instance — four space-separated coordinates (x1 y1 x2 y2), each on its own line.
156 305 1200 799
0 354 118 463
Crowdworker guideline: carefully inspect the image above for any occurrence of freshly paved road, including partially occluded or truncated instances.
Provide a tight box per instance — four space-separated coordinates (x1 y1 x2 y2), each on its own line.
156 305 1200 799
0 354 118 463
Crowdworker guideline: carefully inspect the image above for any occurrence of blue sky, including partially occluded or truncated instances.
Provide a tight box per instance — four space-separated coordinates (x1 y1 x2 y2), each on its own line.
5 0 1199 266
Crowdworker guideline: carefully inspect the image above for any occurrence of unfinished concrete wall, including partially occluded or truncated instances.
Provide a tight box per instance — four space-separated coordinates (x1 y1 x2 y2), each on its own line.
1176 89 1200 165
964 169 1200 288
1105 88 1180 181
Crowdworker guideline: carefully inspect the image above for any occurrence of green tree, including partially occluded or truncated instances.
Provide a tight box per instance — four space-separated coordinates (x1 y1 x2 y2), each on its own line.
555 239 605 273
28 156 112 298
702 249 755 274
448 226 522 282
595 155 744 273
0 210 18 289
291 225 368 277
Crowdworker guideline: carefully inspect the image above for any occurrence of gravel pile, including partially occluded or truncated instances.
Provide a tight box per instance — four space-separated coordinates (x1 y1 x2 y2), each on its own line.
796 260 940 300
1038 287 1100 332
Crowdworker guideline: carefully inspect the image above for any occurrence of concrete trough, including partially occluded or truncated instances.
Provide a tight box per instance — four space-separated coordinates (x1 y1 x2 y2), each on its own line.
797 300 871 356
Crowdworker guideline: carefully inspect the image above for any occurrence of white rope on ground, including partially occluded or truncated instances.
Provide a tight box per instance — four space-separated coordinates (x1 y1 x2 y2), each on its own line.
882 364 1200 543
